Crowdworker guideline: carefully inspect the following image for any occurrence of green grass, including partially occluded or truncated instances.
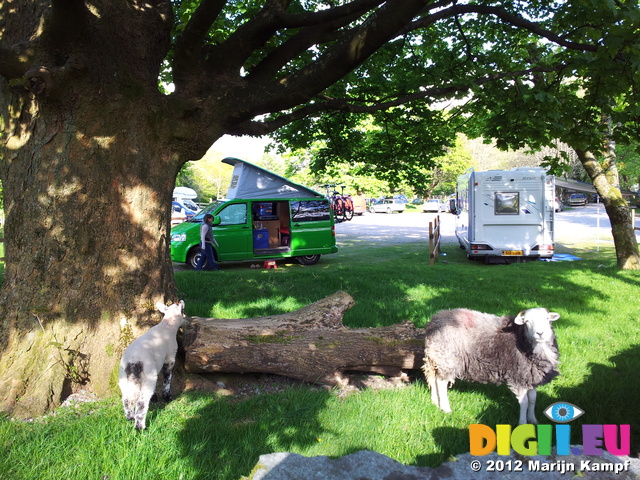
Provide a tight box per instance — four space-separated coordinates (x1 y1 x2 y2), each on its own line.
1 240 639 479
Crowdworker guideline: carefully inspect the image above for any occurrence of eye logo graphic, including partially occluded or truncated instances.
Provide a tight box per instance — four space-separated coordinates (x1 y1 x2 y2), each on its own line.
544 402 585 423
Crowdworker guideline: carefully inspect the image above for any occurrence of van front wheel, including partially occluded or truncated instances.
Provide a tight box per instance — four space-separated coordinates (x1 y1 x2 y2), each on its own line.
186 246 218 269
296 255 321 266
187 248 204 269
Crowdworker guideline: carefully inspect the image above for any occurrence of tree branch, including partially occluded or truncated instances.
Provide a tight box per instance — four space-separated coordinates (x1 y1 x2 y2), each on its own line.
242 0 387 81
202 0 293 73
280 0 386 27
232 0 429 121
173 0 226 89
207 0 386 76
401 4 599 53
227 64 567 136
246 14 363 81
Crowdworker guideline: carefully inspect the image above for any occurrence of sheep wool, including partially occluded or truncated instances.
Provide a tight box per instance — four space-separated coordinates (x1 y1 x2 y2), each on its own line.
423 307 560 425
118 300 185 430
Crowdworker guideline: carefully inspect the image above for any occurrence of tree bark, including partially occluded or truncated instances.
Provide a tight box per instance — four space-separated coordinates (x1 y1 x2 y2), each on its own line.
575 148 640 270
182 291 425 385
0 1 192 417
0 79 183 415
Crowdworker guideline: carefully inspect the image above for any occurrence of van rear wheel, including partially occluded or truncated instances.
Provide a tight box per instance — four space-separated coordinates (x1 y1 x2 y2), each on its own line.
297 254 321 266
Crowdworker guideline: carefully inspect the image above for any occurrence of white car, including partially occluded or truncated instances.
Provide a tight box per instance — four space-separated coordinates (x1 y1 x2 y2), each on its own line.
369 198 406 214
423 198 446 213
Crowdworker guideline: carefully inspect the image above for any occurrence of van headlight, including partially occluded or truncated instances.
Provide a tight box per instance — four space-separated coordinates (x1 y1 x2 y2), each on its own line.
171 233 187 242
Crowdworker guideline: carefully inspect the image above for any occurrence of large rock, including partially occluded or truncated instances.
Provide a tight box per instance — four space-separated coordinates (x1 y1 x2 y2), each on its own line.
245 449 640 480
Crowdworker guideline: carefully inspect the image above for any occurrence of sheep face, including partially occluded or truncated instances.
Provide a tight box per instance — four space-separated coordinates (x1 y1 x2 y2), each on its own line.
514 308 560 344
155 300 185 327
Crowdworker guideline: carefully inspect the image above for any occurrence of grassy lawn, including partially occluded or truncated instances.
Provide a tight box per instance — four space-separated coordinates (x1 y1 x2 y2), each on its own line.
1 239 639 479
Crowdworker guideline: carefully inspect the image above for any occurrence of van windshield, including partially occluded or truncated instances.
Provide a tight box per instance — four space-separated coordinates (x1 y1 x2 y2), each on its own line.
190 201 223 221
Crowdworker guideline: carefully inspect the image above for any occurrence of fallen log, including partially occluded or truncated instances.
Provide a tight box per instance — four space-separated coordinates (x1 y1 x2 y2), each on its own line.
181 291 425 385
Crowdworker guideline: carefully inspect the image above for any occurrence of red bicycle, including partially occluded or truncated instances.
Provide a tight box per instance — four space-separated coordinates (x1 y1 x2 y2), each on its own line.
323 184 354 222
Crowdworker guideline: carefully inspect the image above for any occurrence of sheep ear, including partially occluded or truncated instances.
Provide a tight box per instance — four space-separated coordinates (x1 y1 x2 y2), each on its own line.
549 312 560 322
156 301 167 314
514 311 526 325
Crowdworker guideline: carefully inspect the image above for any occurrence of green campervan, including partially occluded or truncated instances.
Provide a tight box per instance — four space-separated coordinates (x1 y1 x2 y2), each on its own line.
170 157 338 268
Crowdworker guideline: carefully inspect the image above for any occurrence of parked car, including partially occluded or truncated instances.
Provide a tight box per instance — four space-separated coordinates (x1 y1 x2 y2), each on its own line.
554 197 564 212
369 197 406 214
568 193 588 206
422 198 447 213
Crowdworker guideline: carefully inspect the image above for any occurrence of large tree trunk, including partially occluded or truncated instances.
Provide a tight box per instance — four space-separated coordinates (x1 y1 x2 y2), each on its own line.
0 1 208 418
575 148 640 270
182 291 425 384
0 84 184 416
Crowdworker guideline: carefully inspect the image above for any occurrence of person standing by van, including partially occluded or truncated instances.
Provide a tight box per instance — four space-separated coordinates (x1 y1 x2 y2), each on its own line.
196 214 220 271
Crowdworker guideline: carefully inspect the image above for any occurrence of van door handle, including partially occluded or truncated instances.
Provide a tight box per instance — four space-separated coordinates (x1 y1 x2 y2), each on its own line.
242 226 249 229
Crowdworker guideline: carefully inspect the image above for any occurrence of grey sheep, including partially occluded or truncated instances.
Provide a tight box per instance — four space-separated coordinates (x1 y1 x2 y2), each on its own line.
422 307 560 424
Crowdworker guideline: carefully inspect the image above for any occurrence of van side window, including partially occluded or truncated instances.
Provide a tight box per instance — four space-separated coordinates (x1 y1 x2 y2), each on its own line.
291 200 331 222
218 203 247 225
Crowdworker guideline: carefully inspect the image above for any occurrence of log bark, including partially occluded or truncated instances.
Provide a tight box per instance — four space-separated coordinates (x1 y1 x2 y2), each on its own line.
182 291 425 385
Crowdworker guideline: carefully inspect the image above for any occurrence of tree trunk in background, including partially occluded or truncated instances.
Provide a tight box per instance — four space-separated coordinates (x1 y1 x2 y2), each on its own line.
575 148 640 270
182 291 425 384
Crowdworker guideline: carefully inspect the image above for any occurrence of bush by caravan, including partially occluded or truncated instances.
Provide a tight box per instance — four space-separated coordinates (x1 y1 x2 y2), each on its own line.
455 167 555 263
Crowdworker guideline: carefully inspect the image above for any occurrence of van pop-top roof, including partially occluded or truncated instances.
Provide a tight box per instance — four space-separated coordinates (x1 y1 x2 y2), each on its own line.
223 157 323 199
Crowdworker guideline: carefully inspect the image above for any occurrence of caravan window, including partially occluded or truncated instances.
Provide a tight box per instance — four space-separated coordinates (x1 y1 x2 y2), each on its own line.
291 200 331 222
495 192 519 215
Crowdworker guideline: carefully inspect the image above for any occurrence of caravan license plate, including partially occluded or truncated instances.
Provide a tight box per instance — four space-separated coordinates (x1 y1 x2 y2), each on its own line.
502 250 523 256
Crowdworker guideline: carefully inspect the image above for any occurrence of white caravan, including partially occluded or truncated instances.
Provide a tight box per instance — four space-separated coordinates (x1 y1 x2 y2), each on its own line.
173 187 199 211
171 187 200 226
455 167 555 263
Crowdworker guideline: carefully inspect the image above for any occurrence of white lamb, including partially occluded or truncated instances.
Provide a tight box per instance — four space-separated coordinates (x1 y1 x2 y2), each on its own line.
423 307 560 425
119 300 185 430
